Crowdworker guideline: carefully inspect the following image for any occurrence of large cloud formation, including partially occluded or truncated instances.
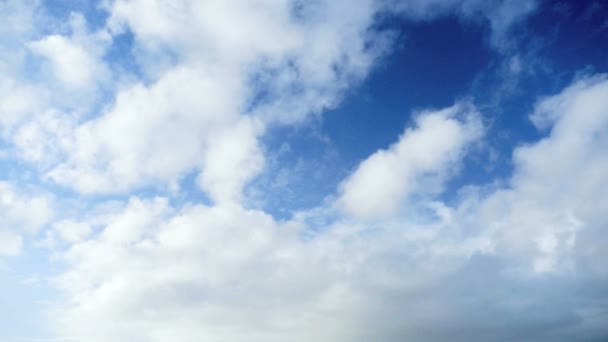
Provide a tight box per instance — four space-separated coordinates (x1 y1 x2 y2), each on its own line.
49 74 608 342
2 0 608 341
50 75 608 341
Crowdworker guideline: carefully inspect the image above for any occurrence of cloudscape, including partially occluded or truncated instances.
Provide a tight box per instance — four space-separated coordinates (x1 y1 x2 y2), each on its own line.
1 0 608 341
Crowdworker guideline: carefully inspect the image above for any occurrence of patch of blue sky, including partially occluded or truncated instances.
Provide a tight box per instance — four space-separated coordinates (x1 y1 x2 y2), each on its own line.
247 123 345 219
171 170 214 208
0 157 45 189
323 17 494 163
42 0 109 31
104 28 147 83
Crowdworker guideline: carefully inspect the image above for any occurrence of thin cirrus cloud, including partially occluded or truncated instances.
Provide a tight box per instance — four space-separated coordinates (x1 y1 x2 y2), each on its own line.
0 0 607 341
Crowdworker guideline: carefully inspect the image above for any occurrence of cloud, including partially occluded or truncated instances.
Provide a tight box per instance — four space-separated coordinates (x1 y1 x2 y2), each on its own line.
0 181 53 257
52 196 466 342
28 34 102 89
1 0 539 202
45 65 252 195
27 0 388 200
52 220 93 244
12 109 77 165
0 182 54 234
197 117 265 204
47 74 608 341
339 102 483 219
505 74 608 272
0 5 109 165
0 0 47 130
0 230 22 257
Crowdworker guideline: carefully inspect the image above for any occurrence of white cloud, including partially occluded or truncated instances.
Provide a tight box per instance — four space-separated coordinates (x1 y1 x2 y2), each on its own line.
0 0 48 131
28 35 98 88
47 74 608 341
51 196 467 342
0 7 109 166
1 0 539 202
45 65 254 196
0 182 54 234
0 230 22 257
52 220 93 244
339 103 483 219
12 109 77 165
197 117 265 204
27 13 111 91
35 0 390 201
499 74 608 271
0 181 53 257
0 81 47 132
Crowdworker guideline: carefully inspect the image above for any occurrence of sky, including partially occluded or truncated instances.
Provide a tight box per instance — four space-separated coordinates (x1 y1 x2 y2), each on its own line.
0 0 608 341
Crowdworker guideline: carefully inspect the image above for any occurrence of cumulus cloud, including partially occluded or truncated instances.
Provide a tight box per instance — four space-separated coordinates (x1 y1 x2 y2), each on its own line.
0 4 109 165
45 65 253 195
0 230 22 257
0 182 53 257
0 0 47 130
51 196 460 342
3 0 536 200
27 12 111 91
505 75 608 272
339 103 483 219
47 74 608 341
20 0 388 200
28 35 101 89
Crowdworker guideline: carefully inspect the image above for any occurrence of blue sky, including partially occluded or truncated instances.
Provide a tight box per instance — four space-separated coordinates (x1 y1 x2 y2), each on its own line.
1 0 608 341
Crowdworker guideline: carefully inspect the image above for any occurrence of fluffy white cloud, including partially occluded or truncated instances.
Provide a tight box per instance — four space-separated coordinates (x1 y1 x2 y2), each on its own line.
24 0 535 201
339 103 483 219
27 12 111 90
0 182 54 234
498 75 608 272
30 0 390 201
45 65 251 194
12 109 77 165
28 36 99 89
47 74 608 341
51 196 469 342
0 181 53 257
0 5 109 166
0 0 539 207
0 230 22 257
52 220 93 244
197 118 265 204
0 0 47 131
